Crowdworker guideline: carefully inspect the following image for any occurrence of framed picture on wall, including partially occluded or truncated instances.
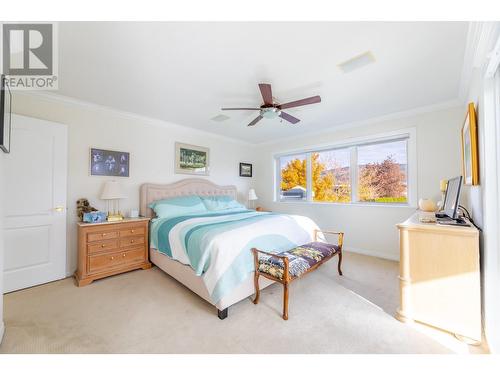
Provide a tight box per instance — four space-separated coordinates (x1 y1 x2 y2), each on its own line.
239 162 252 177
175 142 210 176
461 102 479 186
0 74 12 153
90 148 130 177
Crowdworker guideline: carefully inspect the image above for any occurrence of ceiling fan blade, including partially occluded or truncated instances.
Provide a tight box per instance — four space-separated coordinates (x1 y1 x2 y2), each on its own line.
221 107 261 111
258 83 273 105
279 112 300 124
279 95 321 110
248 115 263 127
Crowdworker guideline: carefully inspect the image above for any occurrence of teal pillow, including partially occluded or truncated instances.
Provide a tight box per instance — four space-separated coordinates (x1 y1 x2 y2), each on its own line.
201 195 246 211
149 195 207 219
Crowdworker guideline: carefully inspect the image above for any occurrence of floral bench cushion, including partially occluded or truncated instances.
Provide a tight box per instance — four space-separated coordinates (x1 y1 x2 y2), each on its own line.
257 241 340 280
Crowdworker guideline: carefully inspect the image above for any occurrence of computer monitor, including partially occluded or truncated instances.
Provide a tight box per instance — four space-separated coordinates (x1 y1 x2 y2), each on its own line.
443 176 463 219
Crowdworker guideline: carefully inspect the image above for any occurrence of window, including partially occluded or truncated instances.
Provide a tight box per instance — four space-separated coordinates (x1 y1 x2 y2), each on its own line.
279 153 307 201
312 149 351 203
357 140 408 203
276 132 414 205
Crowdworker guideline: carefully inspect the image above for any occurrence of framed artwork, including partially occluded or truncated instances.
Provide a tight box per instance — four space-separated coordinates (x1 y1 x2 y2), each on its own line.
175 142 210 175
0 74 12 153
90 148 130 177
239 162 253 177
461 102 479 186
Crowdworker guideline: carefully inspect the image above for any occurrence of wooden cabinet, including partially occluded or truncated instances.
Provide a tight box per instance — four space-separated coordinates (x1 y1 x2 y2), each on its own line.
396 213 481 342
75 218 151 286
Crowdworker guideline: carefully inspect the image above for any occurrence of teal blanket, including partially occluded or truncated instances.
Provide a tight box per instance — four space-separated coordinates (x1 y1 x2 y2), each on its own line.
150 209 316 303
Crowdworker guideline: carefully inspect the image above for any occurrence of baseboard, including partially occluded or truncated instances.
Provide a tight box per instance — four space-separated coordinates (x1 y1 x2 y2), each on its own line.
0 320 5 345
343 246 399 261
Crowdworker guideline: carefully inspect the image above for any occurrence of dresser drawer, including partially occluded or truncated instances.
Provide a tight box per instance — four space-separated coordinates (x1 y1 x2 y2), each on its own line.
119 226 145 238
88 247 146 274
120 235 144 248
87 239 119 254
87 230 119 242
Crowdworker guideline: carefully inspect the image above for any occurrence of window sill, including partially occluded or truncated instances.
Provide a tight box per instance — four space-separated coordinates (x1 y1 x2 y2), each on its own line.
275 200 417 209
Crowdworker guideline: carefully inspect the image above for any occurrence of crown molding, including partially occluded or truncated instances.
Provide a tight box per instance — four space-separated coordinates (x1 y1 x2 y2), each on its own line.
257 98 461 147
459 22 500 102
13 91 256 147
15 92 462 148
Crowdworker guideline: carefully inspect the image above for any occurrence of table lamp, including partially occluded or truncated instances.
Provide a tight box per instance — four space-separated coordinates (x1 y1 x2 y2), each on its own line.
248 188 258 209
440 179 448 206
101 181 126 221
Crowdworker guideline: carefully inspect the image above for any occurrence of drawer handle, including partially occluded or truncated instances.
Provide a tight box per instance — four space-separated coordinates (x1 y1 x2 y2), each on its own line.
101 244 106 248
122 253 126 257
102 233 107 237
131 230 135 233
131 239 135 243
110 256 115 260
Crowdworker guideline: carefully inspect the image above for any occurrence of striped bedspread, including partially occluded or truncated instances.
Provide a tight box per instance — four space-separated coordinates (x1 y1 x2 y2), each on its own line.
150 210 319 303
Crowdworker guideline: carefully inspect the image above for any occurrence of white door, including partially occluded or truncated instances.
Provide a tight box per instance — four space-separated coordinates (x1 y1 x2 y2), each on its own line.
3 114 67 293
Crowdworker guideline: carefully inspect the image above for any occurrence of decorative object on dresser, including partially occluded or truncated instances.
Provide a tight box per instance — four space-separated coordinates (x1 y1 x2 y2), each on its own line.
239 162 252 177
252 229 344 320
396 212 481 343
76 198 98 221
0 73 12 153
90 148 130 177
101 180 126 221
461 102 479 186
248 188 258 209
418 198 437 212
175 142 210 176
75 218 151 287
83 211 107 223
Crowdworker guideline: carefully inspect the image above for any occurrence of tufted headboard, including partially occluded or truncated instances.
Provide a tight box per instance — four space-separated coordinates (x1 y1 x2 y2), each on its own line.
140 178 238 218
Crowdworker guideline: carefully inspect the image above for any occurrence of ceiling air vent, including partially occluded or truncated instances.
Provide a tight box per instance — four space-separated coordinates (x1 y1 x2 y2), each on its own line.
211 114 230 122
338 51 376 73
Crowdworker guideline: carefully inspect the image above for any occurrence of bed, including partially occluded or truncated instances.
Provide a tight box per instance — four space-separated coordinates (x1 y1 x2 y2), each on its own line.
140 178 320 319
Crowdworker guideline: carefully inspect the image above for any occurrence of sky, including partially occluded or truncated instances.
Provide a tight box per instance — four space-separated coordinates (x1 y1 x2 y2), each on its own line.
357 140 407 165
280 140 407 170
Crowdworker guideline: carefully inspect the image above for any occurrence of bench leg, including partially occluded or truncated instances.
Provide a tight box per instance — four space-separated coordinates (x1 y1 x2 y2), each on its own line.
253 271 260 304
337 251 343 276
217 308 228 320
283 283 289 320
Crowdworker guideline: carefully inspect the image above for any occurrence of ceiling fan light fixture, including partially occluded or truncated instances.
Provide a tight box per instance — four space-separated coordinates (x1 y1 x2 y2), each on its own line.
260 107 281 119
220 83 320 126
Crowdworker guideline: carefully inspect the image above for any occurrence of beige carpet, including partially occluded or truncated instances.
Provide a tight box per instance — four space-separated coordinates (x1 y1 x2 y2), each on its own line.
0 252 487 353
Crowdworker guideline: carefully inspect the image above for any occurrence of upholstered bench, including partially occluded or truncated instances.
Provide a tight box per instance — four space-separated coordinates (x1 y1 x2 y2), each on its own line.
251 229 344 320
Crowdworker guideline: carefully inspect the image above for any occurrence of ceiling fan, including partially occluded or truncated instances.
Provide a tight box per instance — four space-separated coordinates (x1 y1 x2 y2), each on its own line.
221 83 321 127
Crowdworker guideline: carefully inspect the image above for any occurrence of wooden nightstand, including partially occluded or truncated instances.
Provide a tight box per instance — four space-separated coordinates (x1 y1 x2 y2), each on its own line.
75 217 152 287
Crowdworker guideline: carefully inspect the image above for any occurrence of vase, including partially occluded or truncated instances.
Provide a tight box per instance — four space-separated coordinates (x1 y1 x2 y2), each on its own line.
418 198 437 212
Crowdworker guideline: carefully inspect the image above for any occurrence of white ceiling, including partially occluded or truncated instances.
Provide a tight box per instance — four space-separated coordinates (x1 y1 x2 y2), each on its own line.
56 22 468 144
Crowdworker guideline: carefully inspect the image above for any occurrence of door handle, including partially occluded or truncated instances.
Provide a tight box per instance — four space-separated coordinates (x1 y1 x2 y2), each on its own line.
54 206 64 212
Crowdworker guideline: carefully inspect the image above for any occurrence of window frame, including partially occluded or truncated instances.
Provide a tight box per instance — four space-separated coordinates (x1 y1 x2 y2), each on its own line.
274 128 417 207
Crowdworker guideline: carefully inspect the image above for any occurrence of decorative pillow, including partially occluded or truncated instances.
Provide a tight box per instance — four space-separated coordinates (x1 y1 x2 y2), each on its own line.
200 195 246 211
149 195 207 219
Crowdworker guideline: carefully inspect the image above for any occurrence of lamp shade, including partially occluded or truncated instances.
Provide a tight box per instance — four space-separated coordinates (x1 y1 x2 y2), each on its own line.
100 181 126 200
248 189 258 201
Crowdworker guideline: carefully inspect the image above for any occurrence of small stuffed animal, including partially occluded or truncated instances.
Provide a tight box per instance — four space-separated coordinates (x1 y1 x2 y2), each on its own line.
76 198 98 221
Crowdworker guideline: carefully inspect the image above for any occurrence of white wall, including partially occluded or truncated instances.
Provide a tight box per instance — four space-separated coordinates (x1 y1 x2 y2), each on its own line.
0 152 5 342
11 93 257 276
463 23 500 353
254 106 464 260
